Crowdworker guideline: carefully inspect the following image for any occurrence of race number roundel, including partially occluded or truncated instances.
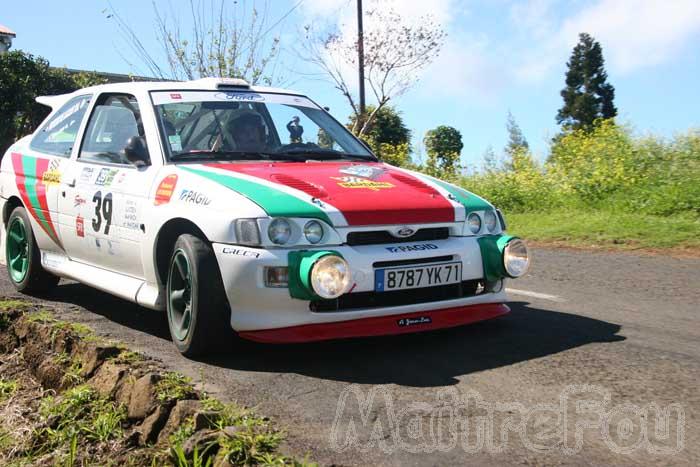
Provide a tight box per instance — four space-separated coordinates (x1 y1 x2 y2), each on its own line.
155 174 178 206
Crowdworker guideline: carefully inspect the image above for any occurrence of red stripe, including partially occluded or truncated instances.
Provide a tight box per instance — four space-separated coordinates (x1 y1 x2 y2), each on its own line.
238 303 509 343
33 158 61 242
205 162 455 226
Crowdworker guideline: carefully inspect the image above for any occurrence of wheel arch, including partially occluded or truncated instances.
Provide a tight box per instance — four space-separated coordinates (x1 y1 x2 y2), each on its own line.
153 217 209 286
3 196 24 227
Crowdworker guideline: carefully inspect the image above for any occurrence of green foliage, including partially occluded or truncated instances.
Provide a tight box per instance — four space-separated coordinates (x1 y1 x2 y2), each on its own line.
350 106 411 147
0 50 85 153
424 125 463 179
505 112 529 158
557 33 616 130
155 372 197 403
462 120 700 249
0 378 18 402
31 385 126 455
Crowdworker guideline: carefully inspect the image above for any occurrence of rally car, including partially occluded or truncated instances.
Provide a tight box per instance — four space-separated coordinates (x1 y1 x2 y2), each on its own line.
0 78 530 356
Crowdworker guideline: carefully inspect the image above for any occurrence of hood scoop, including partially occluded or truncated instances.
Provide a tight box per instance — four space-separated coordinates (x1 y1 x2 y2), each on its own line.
390 172 441 195
270 173 329 198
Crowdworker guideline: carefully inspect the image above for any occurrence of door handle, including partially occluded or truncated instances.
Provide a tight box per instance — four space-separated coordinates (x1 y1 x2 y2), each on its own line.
67 178 76 188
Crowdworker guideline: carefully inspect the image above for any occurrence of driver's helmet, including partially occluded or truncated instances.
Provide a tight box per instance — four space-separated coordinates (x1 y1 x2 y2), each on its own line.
227 110 266 144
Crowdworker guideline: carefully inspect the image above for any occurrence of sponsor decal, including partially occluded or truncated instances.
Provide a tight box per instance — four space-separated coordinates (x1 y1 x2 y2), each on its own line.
76 215 85 237
79 167 95 183
339 165 385 180
214 92 265 102
10 153 62 247
168 135 183 152
178 189 212 206
397 316 432 327
385 243 439 253
222 247 261 258
122 199 140 231
331 176 394 191
95 168 118 186
41 169 62 186
154 174 178 205
170 93 182 100
74 195 87 207
114 171 127 185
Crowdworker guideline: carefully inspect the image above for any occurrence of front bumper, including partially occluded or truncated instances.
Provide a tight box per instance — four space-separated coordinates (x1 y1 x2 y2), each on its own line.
213 236 511 335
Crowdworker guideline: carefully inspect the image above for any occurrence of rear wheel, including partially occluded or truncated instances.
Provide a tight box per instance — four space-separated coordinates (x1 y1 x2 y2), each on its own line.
5 207 59 293
166 234 231 356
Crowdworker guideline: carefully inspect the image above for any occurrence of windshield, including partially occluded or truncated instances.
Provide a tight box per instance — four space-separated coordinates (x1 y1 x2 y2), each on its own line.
151 90 374 162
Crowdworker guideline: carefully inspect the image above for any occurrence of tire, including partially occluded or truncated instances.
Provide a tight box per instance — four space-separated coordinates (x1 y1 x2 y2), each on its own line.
5 207 59 294
166 234 231 357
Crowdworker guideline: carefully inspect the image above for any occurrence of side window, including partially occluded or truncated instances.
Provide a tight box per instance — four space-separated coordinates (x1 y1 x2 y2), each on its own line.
79 94 147 165
30 95 91 157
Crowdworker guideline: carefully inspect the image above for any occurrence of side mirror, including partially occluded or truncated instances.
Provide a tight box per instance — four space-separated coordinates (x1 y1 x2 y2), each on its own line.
124 136 151 167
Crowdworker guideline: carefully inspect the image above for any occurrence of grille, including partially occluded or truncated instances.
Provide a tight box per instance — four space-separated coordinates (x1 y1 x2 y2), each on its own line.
346 227 449 246
310 279 483 312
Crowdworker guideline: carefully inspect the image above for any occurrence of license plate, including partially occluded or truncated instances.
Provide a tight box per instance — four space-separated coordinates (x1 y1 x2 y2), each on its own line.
374 261 462 292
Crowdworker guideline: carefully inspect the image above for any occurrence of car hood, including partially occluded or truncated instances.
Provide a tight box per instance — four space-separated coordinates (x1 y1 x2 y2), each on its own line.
179 161 491 227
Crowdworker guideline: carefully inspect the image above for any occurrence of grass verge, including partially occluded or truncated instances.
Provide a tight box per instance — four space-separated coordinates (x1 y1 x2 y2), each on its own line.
507 209 700 253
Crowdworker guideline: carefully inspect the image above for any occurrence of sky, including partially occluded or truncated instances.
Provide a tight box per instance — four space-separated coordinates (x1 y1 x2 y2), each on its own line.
3 0 700 168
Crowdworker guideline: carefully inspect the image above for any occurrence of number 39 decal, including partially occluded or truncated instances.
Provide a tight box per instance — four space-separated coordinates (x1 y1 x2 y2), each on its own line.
92 191 113 235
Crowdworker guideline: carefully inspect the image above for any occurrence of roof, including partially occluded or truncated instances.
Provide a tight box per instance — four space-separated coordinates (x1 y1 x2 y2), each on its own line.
0 24 16 37
36 77 306 110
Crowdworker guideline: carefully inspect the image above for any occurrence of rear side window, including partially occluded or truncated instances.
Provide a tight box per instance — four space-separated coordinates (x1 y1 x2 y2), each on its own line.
30 95 91 157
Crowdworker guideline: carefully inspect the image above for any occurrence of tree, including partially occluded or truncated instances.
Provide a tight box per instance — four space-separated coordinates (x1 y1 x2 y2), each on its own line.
302 6 445 138
505 112 529 156
557 33 617 130
0 51 76 154
349 105 411 147
108 0 291 85
424 125 463 178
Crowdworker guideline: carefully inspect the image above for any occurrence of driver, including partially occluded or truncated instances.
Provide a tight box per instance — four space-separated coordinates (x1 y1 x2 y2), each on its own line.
227 112 267 151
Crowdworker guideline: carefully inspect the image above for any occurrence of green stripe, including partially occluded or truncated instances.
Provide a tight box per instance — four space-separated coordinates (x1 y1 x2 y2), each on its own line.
420 175 493 212
22 156 55 238
181 166 332 225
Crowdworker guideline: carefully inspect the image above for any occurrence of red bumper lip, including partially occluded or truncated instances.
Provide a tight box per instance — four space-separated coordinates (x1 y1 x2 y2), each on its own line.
237 303 510 344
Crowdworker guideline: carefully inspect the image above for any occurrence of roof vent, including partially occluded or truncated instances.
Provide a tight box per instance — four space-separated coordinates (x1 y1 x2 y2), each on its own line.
191 77 250 89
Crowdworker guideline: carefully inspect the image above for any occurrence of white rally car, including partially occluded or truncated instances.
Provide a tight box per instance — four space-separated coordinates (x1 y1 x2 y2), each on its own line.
0 78 530 356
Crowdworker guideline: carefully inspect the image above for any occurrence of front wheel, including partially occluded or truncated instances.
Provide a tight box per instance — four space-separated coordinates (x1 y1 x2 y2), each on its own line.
5 207 59 294
166 234 231 356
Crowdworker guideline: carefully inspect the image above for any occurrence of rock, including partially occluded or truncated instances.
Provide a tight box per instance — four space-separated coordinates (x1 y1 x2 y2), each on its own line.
128 373 162 420
116 374 137 407
193 411 221 431
75 341 121 377
137 405 171 445
0 331 19 353
182 429 220 458
35 356 65 390
89 361 128 397
158 399 203 444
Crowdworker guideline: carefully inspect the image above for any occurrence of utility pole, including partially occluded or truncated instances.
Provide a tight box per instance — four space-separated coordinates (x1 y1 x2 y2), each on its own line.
357 0 366 119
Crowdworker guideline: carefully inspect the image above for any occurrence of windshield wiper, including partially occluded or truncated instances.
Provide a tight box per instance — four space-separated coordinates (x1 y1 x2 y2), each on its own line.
170 150 276 161
274 148 376 161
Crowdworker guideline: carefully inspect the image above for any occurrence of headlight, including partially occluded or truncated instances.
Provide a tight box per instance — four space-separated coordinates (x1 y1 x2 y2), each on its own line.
304 220 324 244
503 239 530 277
467 213 481 234
310 255 350 299
268 218 292 245
234 219 261 245
484 210 497 232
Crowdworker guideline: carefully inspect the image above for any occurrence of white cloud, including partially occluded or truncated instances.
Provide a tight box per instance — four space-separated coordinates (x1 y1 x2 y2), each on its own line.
558 0 700 73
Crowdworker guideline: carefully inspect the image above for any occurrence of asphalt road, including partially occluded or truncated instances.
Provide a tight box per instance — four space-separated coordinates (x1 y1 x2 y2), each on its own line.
2 247 699 466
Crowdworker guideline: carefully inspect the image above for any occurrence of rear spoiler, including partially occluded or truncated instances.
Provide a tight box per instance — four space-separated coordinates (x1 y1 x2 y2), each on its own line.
36 94 72 110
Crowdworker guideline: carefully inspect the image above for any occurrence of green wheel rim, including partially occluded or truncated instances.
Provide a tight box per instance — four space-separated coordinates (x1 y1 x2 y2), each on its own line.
7 217 29 283
168 249 193 341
